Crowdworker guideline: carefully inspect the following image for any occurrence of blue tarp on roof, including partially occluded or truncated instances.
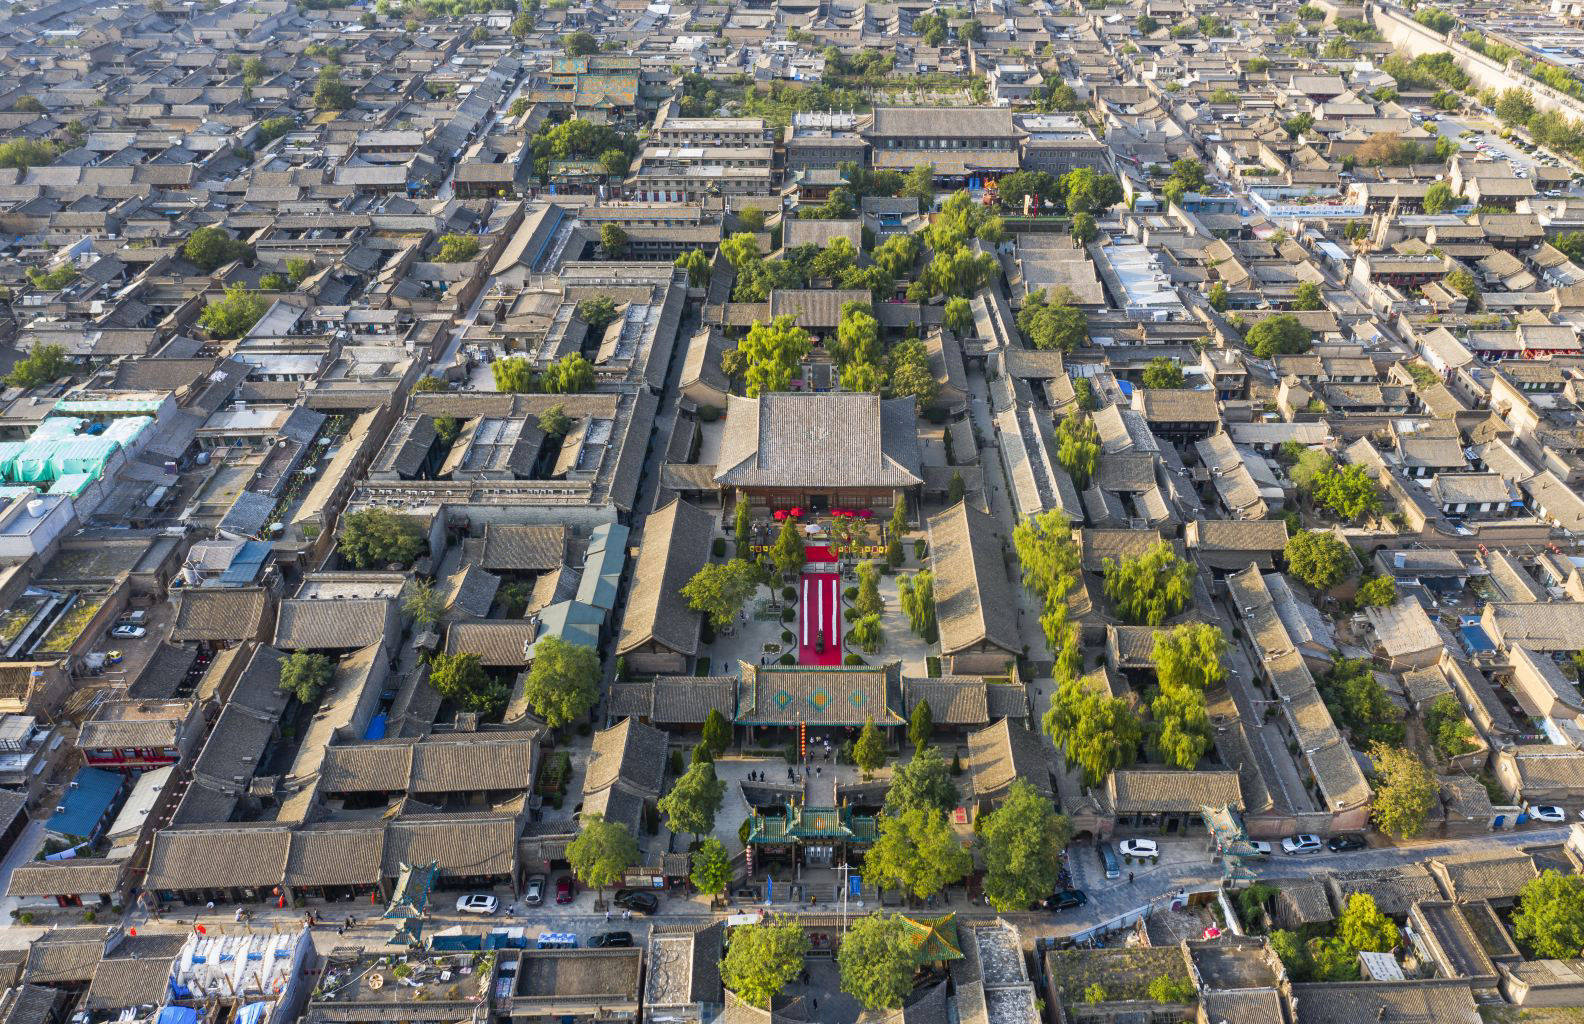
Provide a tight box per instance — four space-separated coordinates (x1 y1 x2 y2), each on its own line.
157 1006 200 1024
363 713 388 741
47 766 122 840
218 540 273 586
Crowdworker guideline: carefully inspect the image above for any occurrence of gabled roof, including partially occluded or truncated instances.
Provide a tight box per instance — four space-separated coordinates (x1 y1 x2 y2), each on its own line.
170 587 267 642
713 392 922 489
926 501 1020 658
616 498 714 658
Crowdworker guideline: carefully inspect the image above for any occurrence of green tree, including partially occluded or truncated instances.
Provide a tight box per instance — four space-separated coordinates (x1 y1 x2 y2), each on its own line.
538 404 572 437
491 356 537 393
428 652 506 715
943 296 973 335
1270 930 1310 979
4 344 68 389
1070 212 1097 244
885 745 956 815
1512 871 1584 959
184 225 252 272
1284 530 1353 590
600 223 629 258
1337 892 1400 952
855 560 883 618
908 699 933 752
770 518 805 576
994 170 1060 211
1311 463 1384 522
691 837 732 902
1140 356 1184 389
1245 314 1312 358
1423 181 1458 214
733 497 751 558
402 579 444 626
1307 937 1361 981
522 634 599 728
851 613 883 653
198 284 267 340
1016 287 1087 352
723 316 811 396
286 257 313 285
853 716 887 775
541 352 595 393
1046 680 1142 783
0 138 59 171
1445 267 1477 301
256 115 295 144
1136 13 1159 32
278 651 332 703
1369 744 1435 839
1320 658 1403 745
1355 575 1397 608
864 806 971 899
1054 410 1100 488
1147 974 1195 1004
1424 693 1476 759
947 471 965 504
313 67 354 112
838 914 917 1010
1152 687 1212 770
1208 281 1229 311
1152 622 1228 693
978 779 1072 911
339 508 425 568
1282 113 1315 139
1102 541 1195 625
659 761 726 841
511 12 533 37
435 233 481 262
675 249 711 288
566 813 639 903
1292 282 1324 311
258 272 288 291
562 30 598 55
703 708 732 758
720 917 809 1007
683 559 761 629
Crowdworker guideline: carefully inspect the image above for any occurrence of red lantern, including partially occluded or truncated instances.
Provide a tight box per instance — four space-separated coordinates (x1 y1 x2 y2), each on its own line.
194 924 206 935
128 928 137 937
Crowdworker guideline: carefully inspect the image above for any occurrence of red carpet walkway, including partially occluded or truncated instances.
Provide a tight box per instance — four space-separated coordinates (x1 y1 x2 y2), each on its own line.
804 544 836 562
799 572 843 666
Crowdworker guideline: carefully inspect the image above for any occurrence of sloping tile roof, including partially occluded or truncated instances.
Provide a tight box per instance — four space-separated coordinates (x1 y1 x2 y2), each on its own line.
966 719 1050 802
623 676 736 724
714 392 923 489
926 501 1020 658
446 619 537 666
480 524 567 571
383 814 517 878
7 860 124 898
144 824 292 891
1431 851 1539 903
737 662 905 727
285 824 386 887
170 587 267 642
274 597 393 650
617 498 713 658
584 718 667 799
905 678 989 725
85 955 177 1010
1107 769 1243 813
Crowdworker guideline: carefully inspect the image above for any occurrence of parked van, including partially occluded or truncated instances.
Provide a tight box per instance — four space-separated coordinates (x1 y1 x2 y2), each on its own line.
536 932 577 949
1097 842 1121 880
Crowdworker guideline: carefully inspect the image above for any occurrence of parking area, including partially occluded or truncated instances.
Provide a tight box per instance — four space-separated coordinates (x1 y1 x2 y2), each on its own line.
1427 111 1583 196
79 600 176 690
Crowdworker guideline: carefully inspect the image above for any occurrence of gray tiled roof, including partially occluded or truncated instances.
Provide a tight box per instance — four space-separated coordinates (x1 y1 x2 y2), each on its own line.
966 719 1050 802
480 524 567 571
1107 769 1243 813
170 587 267 642
714 392 922 489
274 597 393 650
446 619 537 666
617 498 713 658
584 718 667 799
926 501 1020 658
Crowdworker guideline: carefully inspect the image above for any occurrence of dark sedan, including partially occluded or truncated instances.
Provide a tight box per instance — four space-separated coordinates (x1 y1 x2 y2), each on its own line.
589 931 634 948
613 889 660 914
1042 889 1089 911
1327 833 1366 852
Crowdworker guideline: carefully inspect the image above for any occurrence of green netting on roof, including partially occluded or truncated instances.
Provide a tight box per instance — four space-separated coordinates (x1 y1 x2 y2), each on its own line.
48 473 96 497
54 397 164 415
50 438 117 477
31 418 83 440
13 440 69 483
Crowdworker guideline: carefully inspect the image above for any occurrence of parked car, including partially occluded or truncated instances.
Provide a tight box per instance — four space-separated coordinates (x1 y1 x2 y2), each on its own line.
455 894 498 915
1096 842 1120 879
111 625 146 639
589 931 634 948
613 889 659 915
1246 841 1272 856
1529 805 1566 823
1042 889 1089 911
1118 838 1158 860
524 874 545 906
1327 833 1366 852
1282 834 1323 855
555 876 575 904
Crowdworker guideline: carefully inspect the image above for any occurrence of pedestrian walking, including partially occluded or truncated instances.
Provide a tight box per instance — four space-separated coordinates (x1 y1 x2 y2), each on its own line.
1128 871 1135 884
605 909 611 921
623 909 632 921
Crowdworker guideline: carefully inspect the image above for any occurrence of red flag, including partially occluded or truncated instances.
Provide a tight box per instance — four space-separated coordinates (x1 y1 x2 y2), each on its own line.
194 924 206 935
128 928 137 937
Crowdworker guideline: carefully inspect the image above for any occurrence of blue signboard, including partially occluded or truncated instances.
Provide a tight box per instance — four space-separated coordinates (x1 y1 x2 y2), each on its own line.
849 874 863 896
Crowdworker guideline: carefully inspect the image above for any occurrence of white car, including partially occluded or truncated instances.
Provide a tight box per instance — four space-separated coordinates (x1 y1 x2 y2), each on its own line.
455 894 499 915
1246 840 1273 857
1118 839 1158 859
1529 805 1566 823
1282 834 1323 855
111 625 146 639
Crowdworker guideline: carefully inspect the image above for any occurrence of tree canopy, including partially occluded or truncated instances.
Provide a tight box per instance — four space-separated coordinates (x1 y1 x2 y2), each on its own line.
683 559 761 629
658 761 726 840
279 651 332 704
978 780 1072 911
428 652 506 717
198 284 268 340
865 805 971 899
885 745 957 816
724 315 812 396
1016 287 1087 352
4 344 68 390
566 813 638 896
521 635 599 728
339 508 425 569
1284 530 1353 590
1513 871 1584 959
720 918 810 1008
1244 314 1312 359
1102 541 1195 625
1369 744 1435 839
690 838 733 899
838 915 918 1010
184 226 252 273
